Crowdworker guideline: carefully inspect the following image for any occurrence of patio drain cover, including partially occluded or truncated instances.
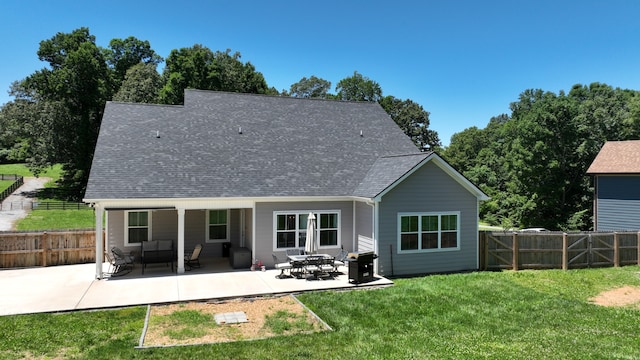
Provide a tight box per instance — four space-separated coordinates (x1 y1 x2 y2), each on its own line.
214 311 248 325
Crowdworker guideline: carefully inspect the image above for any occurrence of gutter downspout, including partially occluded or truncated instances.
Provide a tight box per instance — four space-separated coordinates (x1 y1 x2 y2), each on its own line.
94 204 104 279
373 200 380 274
352 201 356 251
476 199 480 271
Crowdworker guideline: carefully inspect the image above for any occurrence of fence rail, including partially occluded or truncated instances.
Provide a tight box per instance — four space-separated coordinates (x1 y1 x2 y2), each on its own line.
0 201 90 211
0 229 102 268
480 231 640 271
0 175 23 203
33 202 91 210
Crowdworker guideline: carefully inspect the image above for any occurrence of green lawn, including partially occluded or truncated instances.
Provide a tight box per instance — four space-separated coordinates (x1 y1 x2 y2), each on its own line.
0 179 15 193
0 163 92 231
15 209 94 231
2 267 639 359
0 163 62 180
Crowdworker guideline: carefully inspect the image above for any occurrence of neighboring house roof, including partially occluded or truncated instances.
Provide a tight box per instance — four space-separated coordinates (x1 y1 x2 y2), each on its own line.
587 140 640 174
85 90 422 200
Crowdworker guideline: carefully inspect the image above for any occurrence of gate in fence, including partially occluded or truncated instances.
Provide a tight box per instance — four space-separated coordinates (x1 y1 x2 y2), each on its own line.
480 231 640 270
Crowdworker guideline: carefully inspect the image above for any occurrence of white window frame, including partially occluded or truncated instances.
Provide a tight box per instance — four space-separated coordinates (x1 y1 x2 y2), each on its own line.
273 210 341 251
206 209 230 243
397 211 460 254
124 210 152 246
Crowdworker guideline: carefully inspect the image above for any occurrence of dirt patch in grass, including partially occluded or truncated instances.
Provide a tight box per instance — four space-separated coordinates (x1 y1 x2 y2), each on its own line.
590 286 640 308
142 295 328 347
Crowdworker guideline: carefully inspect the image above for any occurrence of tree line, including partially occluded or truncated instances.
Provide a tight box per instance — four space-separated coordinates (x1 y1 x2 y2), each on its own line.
2 28 637 232
0 28 439 199
443 83 640 231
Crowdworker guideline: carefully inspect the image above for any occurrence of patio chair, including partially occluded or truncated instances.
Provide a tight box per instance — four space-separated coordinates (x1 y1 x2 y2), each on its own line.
111 247 135 266
333 248 349 272
184 244 203 271
286 249 303 256
319 256 336 279
303 255 324 280
106 250 133 276
272 253 293 279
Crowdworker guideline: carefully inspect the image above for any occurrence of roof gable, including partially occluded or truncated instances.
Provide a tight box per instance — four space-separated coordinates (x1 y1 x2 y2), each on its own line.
587 140 640 174
358 152 489 201
85 90 420 200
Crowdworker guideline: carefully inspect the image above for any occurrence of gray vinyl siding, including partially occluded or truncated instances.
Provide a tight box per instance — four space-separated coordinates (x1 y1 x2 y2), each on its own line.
596 176 640 230
254 201 354 267
106 208 253 259
377 161 479 276
355 201 373 251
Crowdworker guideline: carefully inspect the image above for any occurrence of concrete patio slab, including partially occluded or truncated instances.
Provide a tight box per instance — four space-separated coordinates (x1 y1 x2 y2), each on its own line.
0 261 393 316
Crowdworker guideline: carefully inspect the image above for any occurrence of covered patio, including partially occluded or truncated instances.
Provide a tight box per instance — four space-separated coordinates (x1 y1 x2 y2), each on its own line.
0 260 393 316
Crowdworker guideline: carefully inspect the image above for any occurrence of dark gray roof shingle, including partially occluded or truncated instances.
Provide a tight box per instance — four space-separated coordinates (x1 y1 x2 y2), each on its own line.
84 90 421 200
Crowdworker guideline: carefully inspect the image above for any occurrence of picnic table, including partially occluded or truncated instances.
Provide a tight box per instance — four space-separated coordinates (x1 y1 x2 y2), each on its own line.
287 254 335 279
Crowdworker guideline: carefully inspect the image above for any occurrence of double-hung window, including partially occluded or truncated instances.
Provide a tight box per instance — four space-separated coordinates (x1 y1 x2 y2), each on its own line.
274 211 340 250
206 209 229 243
125 211 151 246
398 212 460 252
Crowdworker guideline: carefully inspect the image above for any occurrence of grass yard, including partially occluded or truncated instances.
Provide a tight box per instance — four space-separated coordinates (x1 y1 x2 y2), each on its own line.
0 163 63 179
0 179 15 193
2 266 640 359
15 209 94 231
0 163 93 231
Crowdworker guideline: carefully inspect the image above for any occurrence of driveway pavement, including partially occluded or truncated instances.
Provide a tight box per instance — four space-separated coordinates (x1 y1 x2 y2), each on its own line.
0 177 50 231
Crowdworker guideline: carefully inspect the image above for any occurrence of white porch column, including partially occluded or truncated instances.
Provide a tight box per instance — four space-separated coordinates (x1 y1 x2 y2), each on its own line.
94 204 104 279
177 208 185 274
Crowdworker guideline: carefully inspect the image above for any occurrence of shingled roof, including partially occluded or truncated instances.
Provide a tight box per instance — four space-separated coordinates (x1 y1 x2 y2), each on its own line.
84 90 422 200
587 140 640 174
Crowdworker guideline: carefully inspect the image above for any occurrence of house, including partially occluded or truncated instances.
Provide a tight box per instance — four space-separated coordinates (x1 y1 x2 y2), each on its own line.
84 90 488 278
587 140 640 231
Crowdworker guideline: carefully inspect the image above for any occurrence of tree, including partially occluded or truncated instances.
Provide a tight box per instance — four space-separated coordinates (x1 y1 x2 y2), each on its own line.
4 27 111 198
113 63 163 103
289 76 331 98
159 46 269 104
447 83 639 231
335 71 382 102
104 36 163 90
378 95 440 150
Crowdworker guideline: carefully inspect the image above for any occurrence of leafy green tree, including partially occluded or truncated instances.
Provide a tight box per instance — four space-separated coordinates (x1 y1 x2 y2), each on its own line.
104 36 163 90
449 83 639 230
113 63 163 103
378 95 440 150
289 76 332 98
335 71 382 102
23 28 110 195
159 46 269 104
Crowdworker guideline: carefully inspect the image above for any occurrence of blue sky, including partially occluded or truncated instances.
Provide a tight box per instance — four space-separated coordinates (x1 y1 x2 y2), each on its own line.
1 0 639 145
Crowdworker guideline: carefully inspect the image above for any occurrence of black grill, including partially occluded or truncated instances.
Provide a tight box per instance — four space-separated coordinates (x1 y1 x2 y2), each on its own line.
347 251 377 284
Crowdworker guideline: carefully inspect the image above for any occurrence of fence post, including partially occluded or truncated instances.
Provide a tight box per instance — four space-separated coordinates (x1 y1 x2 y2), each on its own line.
614 232 619 267
562 232 568 270
483 232 489 271
637 232 640 267
512 232 519 271
41 232 48 267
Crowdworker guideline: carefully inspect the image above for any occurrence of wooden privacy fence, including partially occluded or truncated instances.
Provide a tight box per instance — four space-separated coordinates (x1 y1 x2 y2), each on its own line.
480 231 640 271
0 229 103 268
